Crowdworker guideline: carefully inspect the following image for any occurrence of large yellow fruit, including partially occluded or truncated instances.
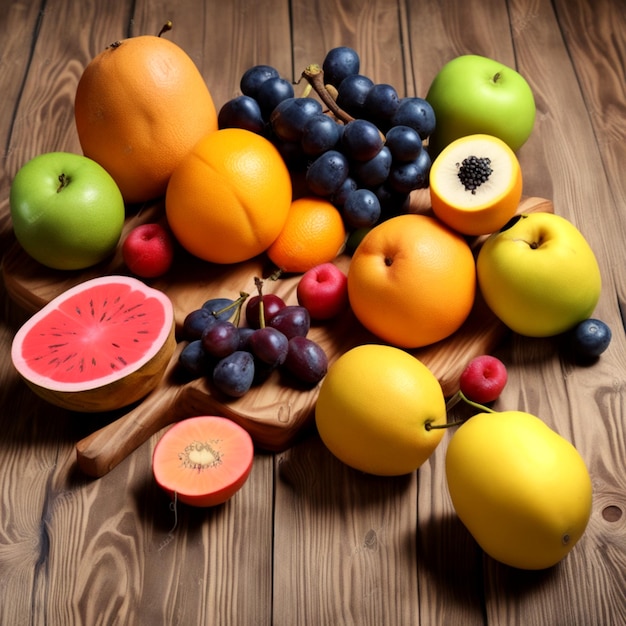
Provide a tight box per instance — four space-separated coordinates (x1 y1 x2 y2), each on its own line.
315 344 447 476
75 34 218 204
445 410 593 570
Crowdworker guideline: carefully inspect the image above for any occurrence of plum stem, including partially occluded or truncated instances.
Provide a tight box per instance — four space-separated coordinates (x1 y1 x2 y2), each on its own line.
425 390 496 431
254 277 266 329
210 291 249 327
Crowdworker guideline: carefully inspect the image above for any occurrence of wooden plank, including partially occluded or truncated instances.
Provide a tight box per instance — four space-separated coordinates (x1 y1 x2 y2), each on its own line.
272 3 421 624
403 1 520 624
0 3 136 624
291 0 410 95
0 2 58 240
484 0 626 624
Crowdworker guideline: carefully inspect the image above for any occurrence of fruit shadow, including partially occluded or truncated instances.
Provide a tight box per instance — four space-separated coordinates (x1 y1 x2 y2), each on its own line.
417 509 561 604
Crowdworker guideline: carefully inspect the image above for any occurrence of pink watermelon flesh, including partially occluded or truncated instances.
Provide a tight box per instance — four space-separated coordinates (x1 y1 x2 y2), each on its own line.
12 276 174 393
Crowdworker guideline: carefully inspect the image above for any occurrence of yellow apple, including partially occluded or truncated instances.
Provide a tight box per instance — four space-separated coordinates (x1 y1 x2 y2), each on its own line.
476 212 601 337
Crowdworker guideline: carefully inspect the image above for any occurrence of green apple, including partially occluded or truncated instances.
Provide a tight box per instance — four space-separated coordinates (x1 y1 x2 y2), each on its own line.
10 152 125 270
426 54 536 156
476 213 601 337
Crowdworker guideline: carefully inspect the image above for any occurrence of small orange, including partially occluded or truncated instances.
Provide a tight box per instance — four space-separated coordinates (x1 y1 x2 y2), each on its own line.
429 134 522 236
347 214 476 348
267 197 347 273
74 34 218 204
165 128 292 264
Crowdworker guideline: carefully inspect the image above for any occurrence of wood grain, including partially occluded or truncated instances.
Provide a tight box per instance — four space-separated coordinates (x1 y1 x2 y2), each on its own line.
1 0 625 624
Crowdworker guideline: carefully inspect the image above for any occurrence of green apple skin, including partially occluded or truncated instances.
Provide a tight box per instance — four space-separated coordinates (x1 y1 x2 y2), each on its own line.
10 152 125 270
477 213 601 337
426 55 536 156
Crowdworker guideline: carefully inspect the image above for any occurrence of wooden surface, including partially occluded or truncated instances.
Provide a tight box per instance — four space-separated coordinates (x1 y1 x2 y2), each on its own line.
1 0 625 624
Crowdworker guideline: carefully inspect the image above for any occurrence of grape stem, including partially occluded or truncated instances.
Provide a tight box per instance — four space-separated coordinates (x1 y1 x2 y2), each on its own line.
300 65 356 124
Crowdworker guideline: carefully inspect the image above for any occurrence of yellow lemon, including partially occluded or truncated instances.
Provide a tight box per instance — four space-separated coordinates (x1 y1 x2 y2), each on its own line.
315 344 446 476
445 410 593 570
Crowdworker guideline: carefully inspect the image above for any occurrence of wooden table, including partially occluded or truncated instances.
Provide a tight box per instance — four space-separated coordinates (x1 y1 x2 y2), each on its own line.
1 0 625 624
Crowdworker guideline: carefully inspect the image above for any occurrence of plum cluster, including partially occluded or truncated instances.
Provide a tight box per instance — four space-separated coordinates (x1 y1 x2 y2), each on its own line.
178 288 328 398
217 46 436 230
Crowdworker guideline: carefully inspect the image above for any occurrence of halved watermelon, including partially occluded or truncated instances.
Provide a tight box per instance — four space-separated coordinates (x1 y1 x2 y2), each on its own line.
11 275 176 412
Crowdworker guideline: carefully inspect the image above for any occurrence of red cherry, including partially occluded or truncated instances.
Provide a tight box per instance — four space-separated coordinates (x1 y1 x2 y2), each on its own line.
459 355 508 404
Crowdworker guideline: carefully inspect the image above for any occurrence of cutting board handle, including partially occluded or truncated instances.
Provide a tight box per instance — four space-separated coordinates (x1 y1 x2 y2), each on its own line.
75 347 185 477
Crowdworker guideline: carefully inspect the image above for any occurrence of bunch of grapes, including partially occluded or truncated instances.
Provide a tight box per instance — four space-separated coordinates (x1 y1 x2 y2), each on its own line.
178 281 328 398
217 47 436 230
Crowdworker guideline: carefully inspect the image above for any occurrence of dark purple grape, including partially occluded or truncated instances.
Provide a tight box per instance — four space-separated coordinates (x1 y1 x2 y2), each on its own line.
342 189 381 229
248 327 289 367
270 97 323 143
385 125 423 162
331 176 358 207
341 119 383 162
218 95 265 134
201 297 237 321
388 149 431 194
178 340 213 378
240 65 280 98
269 305 311 339
283 336 328 385
306 150 350 196
212 351 255 398
201 320 240 358
391 97 436 140
182 308 218 340
364 83 400 130
245 294 286 329
336 74 374 117
322 46 360 88
256 77 295 119
373 184 410 218
301 114 342 156
351 146 392 187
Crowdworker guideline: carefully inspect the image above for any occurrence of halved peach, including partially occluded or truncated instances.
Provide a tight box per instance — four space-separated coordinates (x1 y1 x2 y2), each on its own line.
429 134 522 235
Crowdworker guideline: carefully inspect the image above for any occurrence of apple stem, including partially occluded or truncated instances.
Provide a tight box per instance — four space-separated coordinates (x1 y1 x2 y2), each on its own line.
493 72 501 83
57 173 69 193
426 390 496 431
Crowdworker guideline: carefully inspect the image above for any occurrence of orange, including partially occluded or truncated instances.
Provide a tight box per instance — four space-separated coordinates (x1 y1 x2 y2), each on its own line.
429 134 522 236
267 196 347 273
165 128 292 264
347 214 476 348
74 34 218 204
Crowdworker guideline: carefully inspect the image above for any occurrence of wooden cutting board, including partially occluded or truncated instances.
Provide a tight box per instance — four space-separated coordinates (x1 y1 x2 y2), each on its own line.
2 194 553 477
